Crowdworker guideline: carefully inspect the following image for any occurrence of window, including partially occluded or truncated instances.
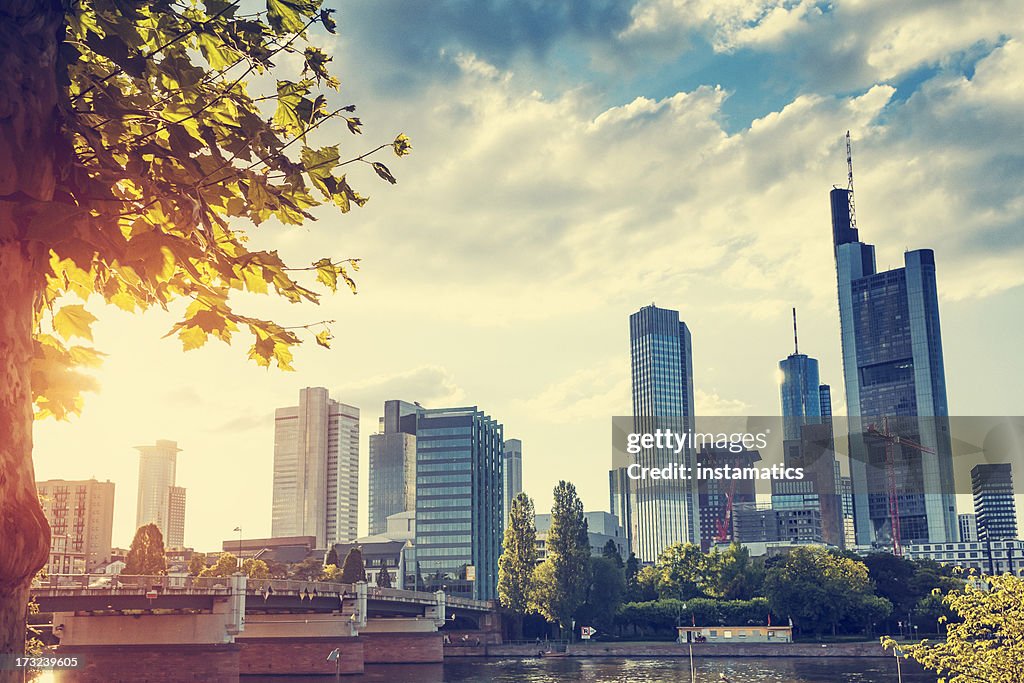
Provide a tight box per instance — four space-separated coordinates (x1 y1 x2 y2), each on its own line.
724 631 733 639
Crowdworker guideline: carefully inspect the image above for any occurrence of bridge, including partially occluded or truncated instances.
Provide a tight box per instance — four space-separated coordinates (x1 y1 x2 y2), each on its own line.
31 574 500 681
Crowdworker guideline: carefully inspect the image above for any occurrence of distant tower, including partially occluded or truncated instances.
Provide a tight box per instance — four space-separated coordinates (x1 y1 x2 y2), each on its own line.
135 440 185 548
368 400 419 535
972 464 1017 541
779 308 822 441
503 439 523 523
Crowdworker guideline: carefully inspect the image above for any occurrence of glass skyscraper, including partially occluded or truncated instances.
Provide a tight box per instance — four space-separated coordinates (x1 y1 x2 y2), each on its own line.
832 184 957 546
972 464 1017 541
368 400 419 535
414 406 503 601
629 304 699 561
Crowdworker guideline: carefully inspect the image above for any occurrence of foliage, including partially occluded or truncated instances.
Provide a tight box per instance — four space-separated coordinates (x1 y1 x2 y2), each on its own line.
242 558 270 579
322 563 341 581
498 493 537 616
16 0 413 423
712 542 765 600
123 523 167 575
602 539 624 568
883 574 1024 683
763 546 889 636
199 551 238 577
187 552 208 577
577 556 625 634
376 567 392 588
339 547 366 583
617 597 774 637
325 547 339 567
529 481 590 632
653 542 714 600
287 556 329 580
632 565 660 603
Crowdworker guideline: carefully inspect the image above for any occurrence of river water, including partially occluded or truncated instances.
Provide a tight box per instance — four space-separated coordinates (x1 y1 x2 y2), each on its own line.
244 657 936 682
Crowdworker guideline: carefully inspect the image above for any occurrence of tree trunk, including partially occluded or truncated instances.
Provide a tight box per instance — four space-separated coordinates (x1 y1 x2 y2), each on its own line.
0 2 65 672
0 241 50 668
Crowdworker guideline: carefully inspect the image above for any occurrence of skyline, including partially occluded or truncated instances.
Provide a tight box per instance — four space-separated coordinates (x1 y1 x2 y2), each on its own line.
31 1 1024 552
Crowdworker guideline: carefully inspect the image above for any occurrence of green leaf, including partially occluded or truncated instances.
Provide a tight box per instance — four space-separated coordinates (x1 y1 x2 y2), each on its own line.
53 305 98 342
267 0 316 33
198 31 236 70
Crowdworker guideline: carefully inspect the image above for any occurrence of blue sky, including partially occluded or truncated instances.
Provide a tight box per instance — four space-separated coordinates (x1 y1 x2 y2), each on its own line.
34 0 1024 550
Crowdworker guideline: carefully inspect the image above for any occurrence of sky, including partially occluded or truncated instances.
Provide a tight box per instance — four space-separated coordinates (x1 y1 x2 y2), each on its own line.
33 0 1024 552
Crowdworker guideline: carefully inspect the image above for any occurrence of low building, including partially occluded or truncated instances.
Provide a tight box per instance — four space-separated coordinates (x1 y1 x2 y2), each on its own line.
676 625 792 643
733 503 824 545
903 539 1024 576
220 535 318 565
534 511 628 563
330 537 408 589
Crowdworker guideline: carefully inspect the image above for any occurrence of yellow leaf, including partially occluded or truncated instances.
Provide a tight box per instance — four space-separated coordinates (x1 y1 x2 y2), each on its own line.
178 325 208 351
53 305 97 342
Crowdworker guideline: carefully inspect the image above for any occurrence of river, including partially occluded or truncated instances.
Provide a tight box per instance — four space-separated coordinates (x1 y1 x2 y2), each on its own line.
244 657 936 682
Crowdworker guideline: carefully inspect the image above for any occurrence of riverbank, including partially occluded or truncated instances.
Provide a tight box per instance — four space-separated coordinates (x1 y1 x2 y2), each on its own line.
445 641 892 659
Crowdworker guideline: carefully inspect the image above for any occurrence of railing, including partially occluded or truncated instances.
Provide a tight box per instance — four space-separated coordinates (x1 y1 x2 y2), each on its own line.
34 574 232 593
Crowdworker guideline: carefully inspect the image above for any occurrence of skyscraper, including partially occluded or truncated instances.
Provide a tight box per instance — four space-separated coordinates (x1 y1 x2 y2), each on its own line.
37 478 115 573
272 387 359 547
972 464 1017 541
135 440 186 548
629 304 699 561
831 142 957 546
414 406 503 600
780 309 822 441
368 400 419 535
608 467 634 554
958 513 979 542
502 438 523 523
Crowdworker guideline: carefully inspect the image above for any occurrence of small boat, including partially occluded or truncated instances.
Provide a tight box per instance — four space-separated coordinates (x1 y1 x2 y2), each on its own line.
541 650 569 657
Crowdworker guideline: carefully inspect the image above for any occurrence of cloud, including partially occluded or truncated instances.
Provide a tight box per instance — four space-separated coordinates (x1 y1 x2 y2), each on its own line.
514 360 630 424
695 389 750 415
335 365 466 413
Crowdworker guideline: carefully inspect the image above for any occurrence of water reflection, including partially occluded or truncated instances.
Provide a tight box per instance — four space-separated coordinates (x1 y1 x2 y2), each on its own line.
244 656 936 682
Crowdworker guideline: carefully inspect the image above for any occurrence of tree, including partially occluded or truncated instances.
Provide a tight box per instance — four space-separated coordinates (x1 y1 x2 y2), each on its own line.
288 556 328 581
763 546 889 637
339 548 366 583
654 543 712 601
713 543 764 600
884 574 1024 683
498 493 537 638
0 0 409 659
602 539 624 568
241 558 269 580
578 556 625 635
530 481 590 637
376 568 392 588
199 552 238 578
325 547 339 568
187 552 208 577
123 524 166 575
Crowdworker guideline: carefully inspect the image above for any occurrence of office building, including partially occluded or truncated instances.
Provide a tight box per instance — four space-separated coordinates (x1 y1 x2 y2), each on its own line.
368 400 419 535
37 478 115 574
779 309 822 441
135 440 186 548
272 387 359 547
972 464 1017 541
696 446 760 550
629 304 700 561
732 502 825 545
839 467 856 548
503 438 523 524
608 467 634 554
904 539 1024 576
831 150 957 545
959 513 979 543
414 406 503 600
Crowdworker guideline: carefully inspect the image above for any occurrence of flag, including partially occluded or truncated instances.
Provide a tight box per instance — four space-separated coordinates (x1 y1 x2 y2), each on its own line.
768 613 772 627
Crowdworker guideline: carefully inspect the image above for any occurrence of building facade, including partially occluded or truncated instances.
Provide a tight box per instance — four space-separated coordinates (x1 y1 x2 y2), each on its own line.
958 513 979 543
535 511 629 563
272 387 359 547
628 304 700 561
414 406 503 601
368 400 419 535
972 464 1017 541
904 539 1024 577
733 503 825 546
696 446 760 550
831 180 957 546
135 440 186 548
502 438 523 524
37 478 115 574
608 467 634 555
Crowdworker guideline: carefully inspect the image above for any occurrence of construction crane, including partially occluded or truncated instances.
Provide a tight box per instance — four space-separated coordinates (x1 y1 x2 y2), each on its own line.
715 478 738 545
866 418 935 556
846 131 858 232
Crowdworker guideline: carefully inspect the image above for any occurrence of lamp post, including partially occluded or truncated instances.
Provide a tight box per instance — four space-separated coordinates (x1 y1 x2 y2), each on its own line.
682 602 695 683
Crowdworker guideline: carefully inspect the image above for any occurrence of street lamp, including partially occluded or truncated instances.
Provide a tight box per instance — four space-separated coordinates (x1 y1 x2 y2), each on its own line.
682 602 694 683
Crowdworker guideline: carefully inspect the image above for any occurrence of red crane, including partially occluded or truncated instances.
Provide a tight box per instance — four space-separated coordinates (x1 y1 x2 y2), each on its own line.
715 478 738 544
866 417 935 556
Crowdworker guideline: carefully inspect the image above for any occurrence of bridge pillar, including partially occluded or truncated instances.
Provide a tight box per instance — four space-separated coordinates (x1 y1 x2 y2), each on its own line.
360 619 443 663
424 590 446 627
236 613 363 675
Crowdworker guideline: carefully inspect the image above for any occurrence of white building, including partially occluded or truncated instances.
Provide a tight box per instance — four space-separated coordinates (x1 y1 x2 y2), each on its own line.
503 438 523 524
272 387 359 547
135 440 186 548
904 539 1024 576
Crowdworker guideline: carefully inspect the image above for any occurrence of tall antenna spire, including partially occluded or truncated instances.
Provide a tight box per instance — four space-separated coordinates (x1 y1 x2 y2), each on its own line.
792 307 799 355
846 130 858 231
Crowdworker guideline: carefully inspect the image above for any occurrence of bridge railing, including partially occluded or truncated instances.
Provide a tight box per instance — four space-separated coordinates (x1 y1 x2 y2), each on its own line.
245 578 352 596
34 574 234 593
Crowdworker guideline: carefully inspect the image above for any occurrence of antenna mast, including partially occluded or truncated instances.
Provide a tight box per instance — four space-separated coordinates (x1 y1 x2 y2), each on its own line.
846 131 858 231
792 307 799 355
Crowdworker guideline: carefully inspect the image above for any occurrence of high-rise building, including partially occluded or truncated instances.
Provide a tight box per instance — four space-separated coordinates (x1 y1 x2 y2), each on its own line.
831 147 957 546
819 384 833 424
972 464 1017 541
272 387 359 547
838 464 857 548
413 406 503 601
37 478 115 574
502 439 523 524
958 513 979 543
629 304 699 561
608 467 634 555
780 309 822 441
696 446 760 550
368 400 419 535
135 440 186 548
